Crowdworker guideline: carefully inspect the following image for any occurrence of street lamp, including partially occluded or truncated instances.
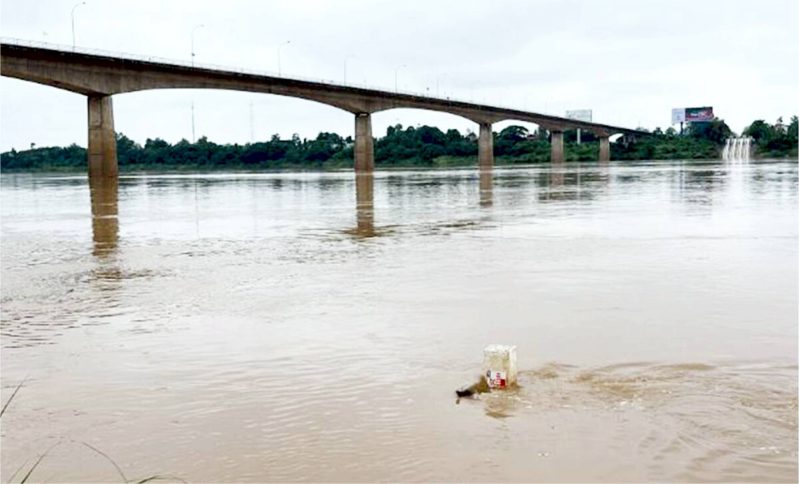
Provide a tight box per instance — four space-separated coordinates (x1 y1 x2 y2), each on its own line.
190 24 204 143
191 24 205 67
277 40 291 76
436 72 447 98
344 55 355 84
394 64 406 93
71 1 86 50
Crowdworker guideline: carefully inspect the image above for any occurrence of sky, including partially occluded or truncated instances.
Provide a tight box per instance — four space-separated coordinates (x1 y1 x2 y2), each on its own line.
1 0 797 151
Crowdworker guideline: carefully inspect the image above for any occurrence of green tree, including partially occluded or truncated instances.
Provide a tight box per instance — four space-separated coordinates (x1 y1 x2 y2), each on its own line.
688 118 732 144
498 125 529 142
743 120 773 144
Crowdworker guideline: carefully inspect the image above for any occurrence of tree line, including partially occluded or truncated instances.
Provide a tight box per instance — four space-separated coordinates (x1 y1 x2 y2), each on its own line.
1 116 796 171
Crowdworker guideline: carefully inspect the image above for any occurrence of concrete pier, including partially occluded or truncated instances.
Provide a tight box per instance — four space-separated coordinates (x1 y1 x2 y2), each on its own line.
478 123 494 170
354 113 374 173
599 136 610 162
87 95 118 179
551 130 564 163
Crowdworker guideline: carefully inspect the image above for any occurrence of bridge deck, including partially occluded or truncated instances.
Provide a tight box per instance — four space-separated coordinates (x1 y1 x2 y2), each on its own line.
0 39 645 136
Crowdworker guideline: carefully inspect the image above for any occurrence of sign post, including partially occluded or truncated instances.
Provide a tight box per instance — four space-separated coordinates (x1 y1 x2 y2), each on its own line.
671 108 686 134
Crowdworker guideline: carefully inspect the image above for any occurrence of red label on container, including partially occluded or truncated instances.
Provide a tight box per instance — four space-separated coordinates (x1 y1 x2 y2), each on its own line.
487 370 507 389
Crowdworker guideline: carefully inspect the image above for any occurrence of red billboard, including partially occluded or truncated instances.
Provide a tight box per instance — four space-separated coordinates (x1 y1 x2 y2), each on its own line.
685 106 714 122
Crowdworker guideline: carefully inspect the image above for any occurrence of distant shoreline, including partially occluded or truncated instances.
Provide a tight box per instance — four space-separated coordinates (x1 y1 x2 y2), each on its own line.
2 157 794 176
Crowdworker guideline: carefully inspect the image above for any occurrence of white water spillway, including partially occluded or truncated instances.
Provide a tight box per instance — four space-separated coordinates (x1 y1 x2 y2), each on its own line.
723 137 752 162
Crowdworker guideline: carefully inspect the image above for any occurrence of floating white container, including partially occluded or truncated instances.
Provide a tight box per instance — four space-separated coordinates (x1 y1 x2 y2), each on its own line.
482 344 517 389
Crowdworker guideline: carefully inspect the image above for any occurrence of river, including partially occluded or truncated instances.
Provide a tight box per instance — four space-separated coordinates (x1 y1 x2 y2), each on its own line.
1 160 796 482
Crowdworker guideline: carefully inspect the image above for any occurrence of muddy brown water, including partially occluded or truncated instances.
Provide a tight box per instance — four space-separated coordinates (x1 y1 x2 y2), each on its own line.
1 161 796 482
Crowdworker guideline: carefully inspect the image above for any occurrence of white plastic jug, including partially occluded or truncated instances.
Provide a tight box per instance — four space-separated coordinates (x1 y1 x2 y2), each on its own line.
482 344 517 389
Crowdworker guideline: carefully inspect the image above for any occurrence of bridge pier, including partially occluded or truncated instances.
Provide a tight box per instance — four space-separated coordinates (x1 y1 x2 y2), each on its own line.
599 136 610 162
550 130 564 163
354 113 374 173
87 95 118 179
478 122 494 169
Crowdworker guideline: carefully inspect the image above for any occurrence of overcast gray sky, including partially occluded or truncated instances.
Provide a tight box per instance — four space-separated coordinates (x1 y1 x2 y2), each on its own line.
1 0 797 151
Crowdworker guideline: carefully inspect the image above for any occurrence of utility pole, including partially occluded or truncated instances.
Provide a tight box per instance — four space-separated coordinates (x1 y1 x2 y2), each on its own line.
249 101 254 143
191 103 196 143
277 40 291 76
394 64 406 93
344 55 354 84
190 24 204 142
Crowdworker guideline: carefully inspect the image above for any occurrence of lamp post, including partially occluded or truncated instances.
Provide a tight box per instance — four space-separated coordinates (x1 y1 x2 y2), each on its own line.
277 40 291 76
344 55 354 84
190 24 204 142
71 1 86 50
436 72 447 98
394 64 406 93
190 24 204 67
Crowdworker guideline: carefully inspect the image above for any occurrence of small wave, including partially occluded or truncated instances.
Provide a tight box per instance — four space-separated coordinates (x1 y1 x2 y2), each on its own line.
468 361 797 481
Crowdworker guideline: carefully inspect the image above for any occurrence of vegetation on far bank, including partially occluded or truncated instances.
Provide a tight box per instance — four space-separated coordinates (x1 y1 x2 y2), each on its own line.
2 116 796 172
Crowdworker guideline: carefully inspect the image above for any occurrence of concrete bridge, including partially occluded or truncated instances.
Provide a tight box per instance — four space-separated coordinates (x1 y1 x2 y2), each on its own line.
1 40 645 179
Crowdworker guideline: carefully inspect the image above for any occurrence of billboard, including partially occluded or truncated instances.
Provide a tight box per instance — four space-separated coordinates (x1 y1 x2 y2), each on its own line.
565 109 592 122
672 106 714 124
685 106 714 122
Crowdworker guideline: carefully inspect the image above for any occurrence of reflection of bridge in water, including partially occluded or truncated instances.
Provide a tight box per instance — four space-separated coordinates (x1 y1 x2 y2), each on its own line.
88 176 126 290
346 172 493 239
87 164 614 252
352 174 376 238
343 162 613 238
90 177 118 257
1 39 647 180
82 162 757 258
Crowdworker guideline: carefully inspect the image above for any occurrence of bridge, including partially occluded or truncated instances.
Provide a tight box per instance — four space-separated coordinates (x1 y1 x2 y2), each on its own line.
1 39 646 179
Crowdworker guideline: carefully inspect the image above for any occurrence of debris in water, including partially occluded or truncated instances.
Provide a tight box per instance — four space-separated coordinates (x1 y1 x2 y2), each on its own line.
456 375 491 402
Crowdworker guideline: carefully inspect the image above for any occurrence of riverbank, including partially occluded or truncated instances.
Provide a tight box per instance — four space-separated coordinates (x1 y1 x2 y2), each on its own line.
2 154 796 175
